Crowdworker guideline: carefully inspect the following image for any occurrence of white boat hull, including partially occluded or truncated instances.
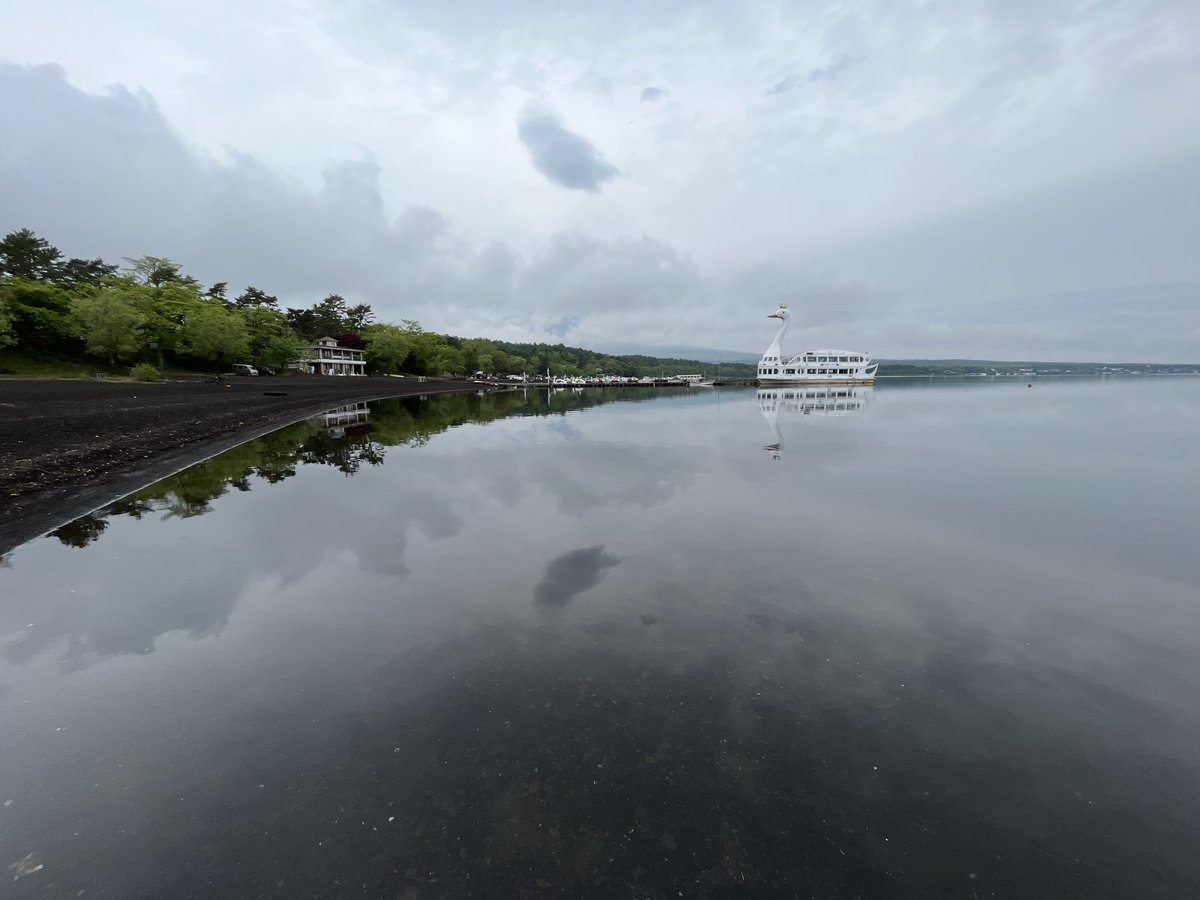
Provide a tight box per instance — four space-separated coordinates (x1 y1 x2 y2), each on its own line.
757 372 876 385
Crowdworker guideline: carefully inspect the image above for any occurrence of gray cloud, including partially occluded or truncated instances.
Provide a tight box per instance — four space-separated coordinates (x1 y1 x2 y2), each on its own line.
517 107 619 192
765 74 799 96
517 232 703 315
0 62 698 344
546 315 580 337
808 53 854 82
765 54 855 96
1 50 1198 362
640 86 667 103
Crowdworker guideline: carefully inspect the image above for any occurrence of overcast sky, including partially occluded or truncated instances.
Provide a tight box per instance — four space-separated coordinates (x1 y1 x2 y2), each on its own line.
2 0 1198 360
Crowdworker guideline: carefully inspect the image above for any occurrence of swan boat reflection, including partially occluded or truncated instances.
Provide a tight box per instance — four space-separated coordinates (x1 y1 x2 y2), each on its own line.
758 385 873 460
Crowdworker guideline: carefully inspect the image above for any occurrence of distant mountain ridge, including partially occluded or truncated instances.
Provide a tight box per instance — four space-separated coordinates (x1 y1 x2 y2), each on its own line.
593 343 1197 369
592 342 761 364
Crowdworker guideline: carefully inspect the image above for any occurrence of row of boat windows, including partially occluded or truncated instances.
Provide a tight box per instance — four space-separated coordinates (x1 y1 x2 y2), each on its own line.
768 389 859 399
761 355 864 364
760 368 861 375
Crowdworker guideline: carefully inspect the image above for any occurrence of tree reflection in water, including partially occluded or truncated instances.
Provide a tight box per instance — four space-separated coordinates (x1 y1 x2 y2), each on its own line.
50 388 673 548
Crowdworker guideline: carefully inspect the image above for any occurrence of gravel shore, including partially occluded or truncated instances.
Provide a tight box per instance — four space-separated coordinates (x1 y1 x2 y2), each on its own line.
0 375 481 554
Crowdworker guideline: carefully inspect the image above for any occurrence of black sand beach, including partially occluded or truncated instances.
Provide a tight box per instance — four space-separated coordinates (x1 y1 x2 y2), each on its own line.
0 375 481 555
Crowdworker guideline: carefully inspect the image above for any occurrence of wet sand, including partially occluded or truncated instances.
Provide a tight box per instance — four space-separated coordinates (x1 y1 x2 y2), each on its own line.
0 376 483 555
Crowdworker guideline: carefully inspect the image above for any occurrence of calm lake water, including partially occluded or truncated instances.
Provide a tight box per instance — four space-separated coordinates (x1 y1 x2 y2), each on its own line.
1 379 1198 898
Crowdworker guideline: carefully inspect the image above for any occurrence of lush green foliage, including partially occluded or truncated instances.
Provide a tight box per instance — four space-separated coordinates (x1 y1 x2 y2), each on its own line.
0 293 14 349
130 362 162 382
2 227 752 379
70 292 146 363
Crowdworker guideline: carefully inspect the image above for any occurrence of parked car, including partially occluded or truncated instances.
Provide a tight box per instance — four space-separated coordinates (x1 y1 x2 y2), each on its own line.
232 364 259 376
256 365 276 376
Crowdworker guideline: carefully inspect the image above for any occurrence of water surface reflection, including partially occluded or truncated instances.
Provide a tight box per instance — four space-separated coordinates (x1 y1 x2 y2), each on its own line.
757 385 872 459
1 380 1198 898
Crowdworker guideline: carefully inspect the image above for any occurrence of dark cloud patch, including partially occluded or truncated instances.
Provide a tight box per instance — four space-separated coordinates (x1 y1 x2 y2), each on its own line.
765 55 856 96
535 545 620 607
546 314 580 338
640 86 667 103
517 108 619 192
809 54 855 82
765 74 799 96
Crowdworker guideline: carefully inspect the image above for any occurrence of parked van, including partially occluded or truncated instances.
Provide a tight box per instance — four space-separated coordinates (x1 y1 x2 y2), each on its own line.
232 364 259 376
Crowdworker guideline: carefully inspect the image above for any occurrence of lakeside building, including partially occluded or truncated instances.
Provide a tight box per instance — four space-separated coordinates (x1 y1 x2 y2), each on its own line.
298 337 366 376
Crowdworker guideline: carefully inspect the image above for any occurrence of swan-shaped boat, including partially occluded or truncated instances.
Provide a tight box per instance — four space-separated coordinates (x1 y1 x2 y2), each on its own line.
757 304 877 384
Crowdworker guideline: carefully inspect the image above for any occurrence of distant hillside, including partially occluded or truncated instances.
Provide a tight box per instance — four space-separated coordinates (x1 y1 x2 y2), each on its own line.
591 342 761 364
875 359 1199 376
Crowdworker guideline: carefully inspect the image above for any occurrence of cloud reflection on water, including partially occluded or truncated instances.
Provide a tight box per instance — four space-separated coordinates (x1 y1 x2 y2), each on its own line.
1 381 1200 897
0 390 696 669
535 545 621 607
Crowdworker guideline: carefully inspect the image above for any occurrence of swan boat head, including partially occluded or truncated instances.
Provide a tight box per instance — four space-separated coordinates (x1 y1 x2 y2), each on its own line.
759 304 791 371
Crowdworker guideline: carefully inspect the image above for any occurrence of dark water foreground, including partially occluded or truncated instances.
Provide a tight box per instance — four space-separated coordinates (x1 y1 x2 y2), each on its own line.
1 381 1198 898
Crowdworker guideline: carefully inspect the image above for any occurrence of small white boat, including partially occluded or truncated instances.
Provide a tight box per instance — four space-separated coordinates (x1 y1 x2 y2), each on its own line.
757 304 877 384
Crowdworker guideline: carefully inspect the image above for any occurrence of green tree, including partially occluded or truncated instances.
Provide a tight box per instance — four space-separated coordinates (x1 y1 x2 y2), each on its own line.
179 303 250 370
0 228 63 280
284 306 318 339
235 286 279 309
414 333 463 376
461 338 496 374
363 323 414 374
70 292 146 364
109 275 205 370
239 305 293 363
260 333 302 370
58 257 119 289
123 255 198 288
1 229 117 289
0 279 77 352
0 293 15 348
345 302 374 332
310 294 348 337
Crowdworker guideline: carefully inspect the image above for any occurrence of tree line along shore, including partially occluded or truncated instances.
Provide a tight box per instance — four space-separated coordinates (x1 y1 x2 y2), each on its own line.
0 228 758 382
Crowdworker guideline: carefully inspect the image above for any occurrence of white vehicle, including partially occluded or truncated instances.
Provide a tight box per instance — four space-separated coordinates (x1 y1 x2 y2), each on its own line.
757 304 877 384
232 364 259 376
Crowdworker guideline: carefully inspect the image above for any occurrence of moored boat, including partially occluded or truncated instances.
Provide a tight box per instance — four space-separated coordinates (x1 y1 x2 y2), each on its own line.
757 304 877 384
